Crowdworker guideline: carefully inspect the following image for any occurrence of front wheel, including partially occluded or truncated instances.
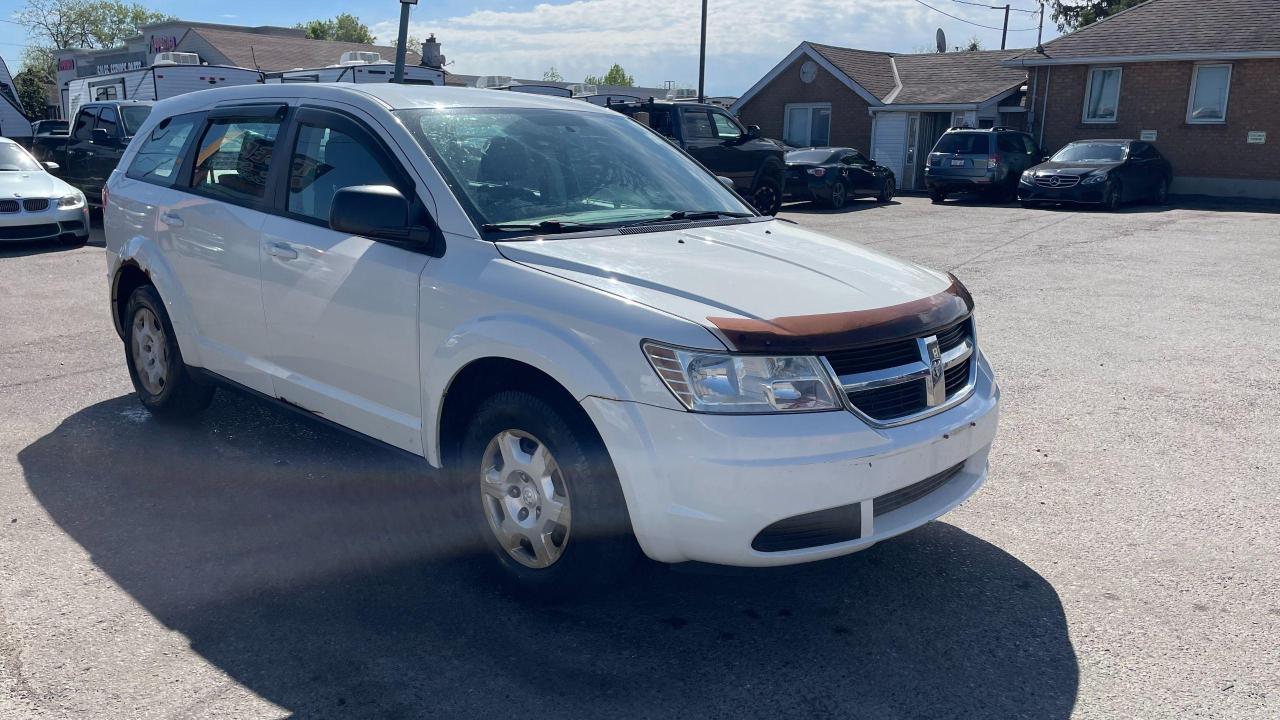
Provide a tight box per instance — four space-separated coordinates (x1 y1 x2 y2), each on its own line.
1103 180 1123 212
1154 178 1169 205
876 177 896 203
460 391 639 596
124 285 215 419
930 189 947 204
750 176 782 216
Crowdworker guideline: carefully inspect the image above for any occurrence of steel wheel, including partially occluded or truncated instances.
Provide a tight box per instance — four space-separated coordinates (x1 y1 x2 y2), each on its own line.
479 429 571 569
131 307 169 396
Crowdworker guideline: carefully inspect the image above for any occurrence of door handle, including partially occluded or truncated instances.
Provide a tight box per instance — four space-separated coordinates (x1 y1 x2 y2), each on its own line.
267 242 299 260
159 212 184 227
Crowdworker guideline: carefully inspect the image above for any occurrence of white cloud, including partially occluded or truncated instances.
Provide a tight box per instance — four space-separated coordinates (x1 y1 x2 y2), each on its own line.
370 0 1056 94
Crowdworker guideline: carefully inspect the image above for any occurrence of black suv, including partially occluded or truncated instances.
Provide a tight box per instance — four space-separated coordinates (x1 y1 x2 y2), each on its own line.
611 100 786 215
924 127 1043 204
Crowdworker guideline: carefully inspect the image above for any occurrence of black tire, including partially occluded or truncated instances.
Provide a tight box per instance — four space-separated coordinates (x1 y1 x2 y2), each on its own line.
60 233 87 248
1154 178 1169 206
123 285 215 419
750 175 783 216
930 189 947 204
1019 200 1039 209
1103 180 1123 212
827 181 848 209
459 390 639 597
876 177 895 203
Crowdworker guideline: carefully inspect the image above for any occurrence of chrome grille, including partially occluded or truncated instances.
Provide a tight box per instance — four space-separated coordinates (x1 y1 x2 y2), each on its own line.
0 199 18 213
822 318 977 427
23 198 50 212
1034 175 1080 188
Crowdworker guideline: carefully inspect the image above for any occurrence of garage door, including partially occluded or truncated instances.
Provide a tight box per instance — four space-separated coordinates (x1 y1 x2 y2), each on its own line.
872 113 907 186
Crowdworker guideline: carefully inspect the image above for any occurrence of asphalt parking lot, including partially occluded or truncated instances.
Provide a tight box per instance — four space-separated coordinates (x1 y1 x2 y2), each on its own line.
1 195 1277 719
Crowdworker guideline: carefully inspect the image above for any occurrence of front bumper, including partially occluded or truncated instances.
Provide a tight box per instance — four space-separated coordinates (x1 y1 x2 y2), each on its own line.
582 352 1000 566
0 202 90 242
1018 182 1105 204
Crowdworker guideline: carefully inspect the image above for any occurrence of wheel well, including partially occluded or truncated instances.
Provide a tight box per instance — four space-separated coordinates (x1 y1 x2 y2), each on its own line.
437 358 597 470
112 263 151 338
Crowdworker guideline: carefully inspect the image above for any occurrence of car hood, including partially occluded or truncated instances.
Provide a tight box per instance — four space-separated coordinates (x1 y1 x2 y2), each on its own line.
1029 161 1121 177
0 171 72 198
496 220 958 350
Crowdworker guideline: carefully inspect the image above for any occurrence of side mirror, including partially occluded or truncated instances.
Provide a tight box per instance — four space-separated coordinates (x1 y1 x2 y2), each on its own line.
745 125 761 139
331 185 410 239
91 128 115 146
42 161 60 172
716 176 736 191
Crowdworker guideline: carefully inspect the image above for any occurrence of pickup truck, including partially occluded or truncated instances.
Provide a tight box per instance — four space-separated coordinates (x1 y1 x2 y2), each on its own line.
611 99 786 215
31 100 153 206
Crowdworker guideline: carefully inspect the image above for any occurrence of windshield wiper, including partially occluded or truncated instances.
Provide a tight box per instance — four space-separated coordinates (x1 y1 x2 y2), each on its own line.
481 219 610 235
618 210 754 228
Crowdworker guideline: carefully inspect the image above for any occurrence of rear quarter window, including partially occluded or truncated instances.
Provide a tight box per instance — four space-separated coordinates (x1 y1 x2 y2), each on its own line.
126 113 201 186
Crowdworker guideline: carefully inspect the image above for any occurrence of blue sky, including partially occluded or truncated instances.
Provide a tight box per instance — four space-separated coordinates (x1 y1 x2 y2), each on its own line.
0 0 1060 95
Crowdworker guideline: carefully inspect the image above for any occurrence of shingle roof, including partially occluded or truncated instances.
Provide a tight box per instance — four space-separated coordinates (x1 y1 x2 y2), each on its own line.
186 27 420 72
1009 0 1280 62
891 50 1027 104
807 43 898 100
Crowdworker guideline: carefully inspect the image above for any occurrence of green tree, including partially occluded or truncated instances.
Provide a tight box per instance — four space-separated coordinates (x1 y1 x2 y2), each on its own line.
584 63 634 87
1051 0 1146 32
542 66 564 82
14 49 56 118
296 13 375 44
964 36 983 51
17 0 171 50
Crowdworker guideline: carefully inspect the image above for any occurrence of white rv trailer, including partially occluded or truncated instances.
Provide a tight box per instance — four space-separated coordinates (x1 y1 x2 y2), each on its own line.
0 56 32 140
63 55 263 118
267 52 445 86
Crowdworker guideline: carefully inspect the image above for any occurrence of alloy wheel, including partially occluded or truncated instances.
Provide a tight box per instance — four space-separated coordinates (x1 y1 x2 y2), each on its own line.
830 182 847 209
751 183 780 215
479 429 572 569
131 308 169 396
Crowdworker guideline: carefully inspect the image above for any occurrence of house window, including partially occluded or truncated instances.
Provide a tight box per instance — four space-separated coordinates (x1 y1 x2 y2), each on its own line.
1187 63 1232 124
1083 67 1122 123
783 103 830 147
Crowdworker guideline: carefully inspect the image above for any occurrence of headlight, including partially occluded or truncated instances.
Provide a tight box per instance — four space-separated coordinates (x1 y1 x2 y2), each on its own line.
643 342 841 413
58 193 85 209
1082 172 1108 185
1019 172 1035 185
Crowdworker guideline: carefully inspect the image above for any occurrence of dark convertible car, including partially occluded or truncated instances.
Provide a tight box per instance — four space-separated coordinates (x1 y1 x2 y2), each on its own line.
1018 139 1172 211
784 147 896 208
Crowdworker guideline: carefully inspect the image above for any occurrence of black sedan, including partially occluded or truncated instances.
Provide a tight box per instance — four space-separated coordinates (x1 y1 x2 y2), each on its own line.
1018 139 1172 211
784 147 896 208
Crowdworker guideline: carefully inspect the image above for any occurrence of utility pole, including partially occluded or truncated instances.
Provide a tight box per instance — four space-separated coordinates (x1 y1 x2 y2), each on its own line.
1001 4 1010 50
393 0 418 83
697 0 708 103
1036 0 1046 52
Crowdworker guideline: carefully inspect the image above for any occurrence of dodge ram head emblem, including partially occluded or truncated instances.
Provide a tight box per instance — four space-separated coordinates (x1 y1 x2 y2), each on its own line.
921 336 946 406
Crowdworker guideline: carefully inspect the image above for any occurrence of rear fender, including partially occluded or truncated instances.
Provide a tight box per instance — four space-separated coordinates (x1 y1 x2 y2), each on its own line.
112 236 202 366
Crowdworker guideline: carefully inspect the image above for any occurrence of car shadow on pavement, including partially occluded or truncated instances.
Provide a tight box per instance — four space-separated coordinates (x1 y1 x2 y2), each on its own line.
20 393 1079 719
782 199 900 215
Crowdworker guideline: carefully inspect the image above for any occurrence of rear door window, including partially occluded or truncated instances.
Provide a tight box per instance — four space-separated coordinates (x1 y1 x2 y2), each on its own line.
996 133 1021 153
681 111 716 140
190 116 282 204
126 113 200 186
934 133 989 154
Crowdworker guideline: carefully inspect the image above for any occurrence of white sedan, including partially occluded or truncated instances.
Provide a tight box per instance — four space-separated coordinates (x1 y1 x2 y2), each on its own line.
0 137 89 246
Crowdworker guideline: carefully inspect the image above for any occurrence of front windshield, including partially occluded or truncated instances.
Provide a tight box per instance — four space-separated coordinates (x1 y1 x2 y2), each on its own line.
0 144 43 172
1051 142 1127 163
396 107 754 235
121 106 153 136
787 149 838 164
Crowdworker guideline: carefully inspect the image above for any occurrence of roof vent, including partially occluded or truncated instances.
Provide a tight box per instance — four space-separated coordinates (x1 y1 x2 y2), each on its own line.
338 51 382 66
154 52 199 66
477 75 514 89
667 88 698 100
568 83 597 96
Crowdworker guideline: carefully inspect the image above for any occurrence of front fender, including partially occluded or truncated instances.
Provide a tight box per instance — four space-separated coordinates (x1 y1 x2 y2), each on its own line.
112 236 202 367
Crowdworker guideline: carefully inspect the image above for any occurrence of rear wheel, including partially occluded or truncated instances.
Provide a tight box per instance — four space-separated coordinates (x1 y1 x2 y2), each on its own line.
750 176 782 216
124 285 215 419
827 181 848 209
460 391 639 596
876 177 896 203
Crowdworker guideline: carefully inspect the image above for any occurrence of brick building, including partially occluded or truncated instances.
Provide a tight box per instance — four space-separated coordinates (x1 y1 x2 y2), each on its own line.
1007 0 1280 199
732 43 1028 191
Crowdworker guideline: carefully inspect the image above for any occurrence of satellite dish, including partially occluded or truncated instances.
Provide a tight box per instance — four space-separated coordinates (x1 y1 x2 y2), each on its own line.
936 28 947 53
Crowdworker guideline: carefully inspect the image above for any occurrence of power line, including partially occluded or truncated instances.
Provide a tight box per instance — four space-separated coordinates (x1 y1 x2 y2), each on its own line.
909 0 1040 31
950 0 1040 14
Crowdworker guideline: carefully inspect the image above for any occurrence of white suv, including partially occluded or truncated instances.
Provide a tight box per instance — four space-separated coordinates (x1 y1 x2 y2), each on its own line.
104 84 999 591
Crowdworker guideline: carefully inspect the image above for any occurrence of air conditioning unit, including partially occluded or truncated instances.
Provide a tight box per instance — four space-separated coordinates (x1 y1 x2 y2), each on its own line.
667 88 698 100
339 51 382 66
154 52 199 66
477 75 513 89
568 83 598 97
